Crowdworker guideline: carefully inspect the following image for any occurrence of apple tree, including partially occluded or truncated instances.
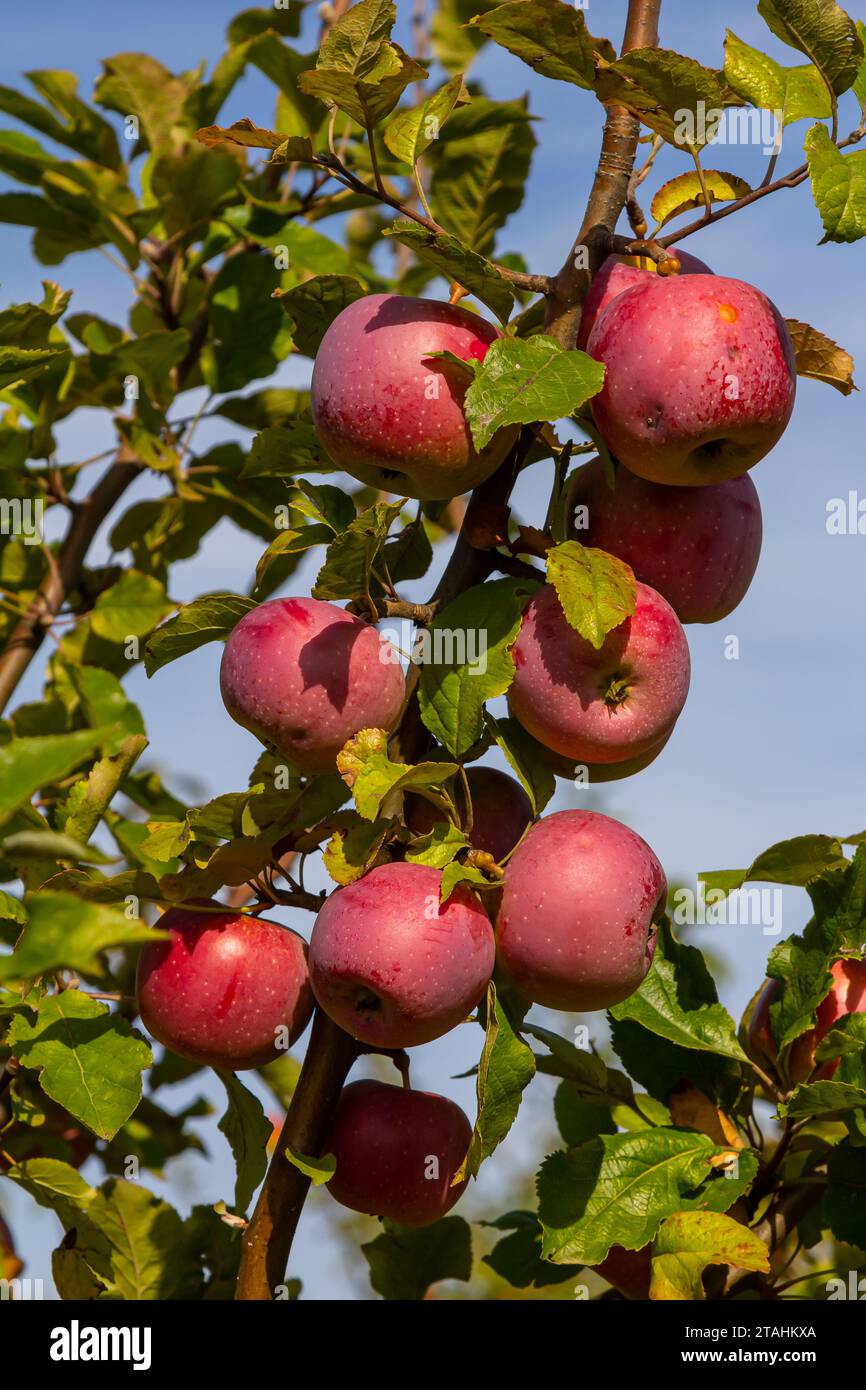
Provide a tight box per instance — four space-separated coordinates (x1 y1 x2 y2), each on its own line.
0 0 865 1304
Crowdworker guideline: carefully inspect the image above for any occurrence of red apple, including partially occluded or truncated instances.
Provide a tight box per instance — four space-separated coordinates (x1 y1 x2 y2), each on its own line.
405 766 534 863
325 1079 471 1227
496 809 666 1011
308 862 494 1048
310 293 516 500
220 596 405 774
592 1245 652 1299
136 906 314 1070
566 457 763 623
577 250 712 350
586 274 796 486
545 730 672 782
748 957 866 1085
507 581 690 764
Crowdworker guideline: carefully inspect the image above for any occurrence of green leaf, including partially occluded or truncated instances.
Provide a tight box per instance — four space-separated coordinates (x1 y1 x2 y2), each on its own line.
7 991 151 1140
217 1071 272 1216
651 170 751 230
757 0 863 97
431 0 499 74
255 524 334 590
700 833 848 896
429 98 535 257
150 144 240 238
0 829 115 865
488 715 555 815
457 982 535 1180
227 5 302 44
144 592 255 675
538 1130 758 1265
94 53 192 150
779 1076 866 1119
300 47 427 128
805 123 866 243
337 728 459 822
525 1021 635 1108
284 1146 337 1185
318 0 396 72
855 20 866 116
207 253 294 392
650 1211 770 1300
405 820 468 869
323 813 393 883
470 0 616 89
610 920 748 1063
724 29 832 125
382 221 515 323
0 892 163 983
786 317 857 393
464 335 604 450
483 1211 578 1290
554 1084 618 1147
275 274 367 356
383 74 467 163
362 1216 472 1300
546 541 636 650
418 577 534 757
595 48 729 148
439 860 490 902
312 499 406 602
824 1140 866 1247
90 571 173 643
0 726 115 827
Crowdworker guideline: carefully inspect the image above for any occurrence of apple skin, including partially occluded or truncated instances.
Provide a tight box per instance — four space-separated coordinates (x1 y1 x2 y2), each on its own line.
136 906 314 1071
308 862 495 1049
586 274 796 486
496 809 666 1012
592 1245 652 1300
220 596 405 775
508 581 690 764
748 957 866 1085
576 250 712 351
405 766 534 863
566 457 763 624
325 1079 471 1227
545 729 672 783
311 293 517 500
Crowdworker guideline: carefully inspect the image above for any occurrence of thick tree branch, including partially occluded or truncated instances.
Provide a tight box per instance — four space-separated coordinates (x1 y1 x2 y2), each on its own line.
544 0 661 346
236 1010 360 1300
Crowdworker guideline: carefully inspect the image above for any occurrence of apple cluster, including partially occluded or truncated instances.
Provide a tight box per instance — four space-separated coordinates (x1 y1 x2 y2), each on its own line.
135 267 802 1229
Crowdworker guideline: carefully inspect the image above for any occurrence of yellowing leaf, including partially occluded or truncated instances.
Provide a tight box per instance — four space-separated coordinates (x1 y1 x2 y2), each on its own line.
545 541 635 650
786 317 856 394
651 170 751 230
650 1211 770 1300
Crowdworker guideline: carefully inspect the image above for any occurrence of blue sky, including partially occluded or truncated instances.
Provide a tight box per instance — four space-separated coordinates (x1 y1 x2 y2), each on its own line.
2 0 865 1299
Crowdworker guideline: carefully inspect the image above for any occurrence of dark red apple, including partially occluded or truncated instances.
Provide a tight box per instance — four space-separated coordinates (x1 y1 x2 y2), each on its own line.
220 596 405 774
325 1079 471 1226
566 457 763 623
496 809 666 1012
136 906 314 1070
308 862 494 1049
405 766 533 863
311 293 517 500
586 274 796 486
508 581 690 764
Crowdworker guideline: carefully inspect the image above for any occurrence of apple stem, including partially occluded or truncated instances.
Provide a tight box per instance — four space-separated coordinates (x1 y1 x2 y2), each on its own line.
235 1010 360 1300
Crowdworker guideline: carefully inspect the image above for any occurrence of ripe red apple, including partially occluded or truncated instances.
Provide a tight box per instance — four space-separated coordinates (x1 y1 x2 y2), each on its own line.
496 809 666 1011
405 766 533 863
566 457 763 624
586 274 796 486
308 862 494 1048
136 906 314 1070
545 729 672 783
592 1245 652 1299
748 957 866 1085
310 293 516 500
220 596 405 774
324 1079 471 1227
508 581 690 765
577 249 712 350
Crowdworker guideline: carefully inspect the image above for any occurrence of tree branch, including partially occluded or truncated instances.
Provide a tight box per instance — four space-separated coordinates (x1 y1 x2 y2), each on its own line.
236 1010 360 1300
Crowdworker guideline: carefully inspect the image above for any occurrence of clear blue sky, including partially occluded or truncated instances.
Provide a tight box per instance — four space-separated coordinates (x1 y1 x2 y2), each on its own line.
2 0 865 1298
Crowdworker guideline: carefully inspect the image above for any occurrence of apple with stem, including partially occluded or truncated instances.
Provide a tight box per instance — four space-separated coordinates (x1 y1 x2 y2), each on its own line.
566 457 763 623
586 274 796 486
508 581 690 765
496 809 666 1011
577 249 712 350
220 596 405 775
137 905 314 1071
311 293 517 500
405 766 534 863
309 862 494 1049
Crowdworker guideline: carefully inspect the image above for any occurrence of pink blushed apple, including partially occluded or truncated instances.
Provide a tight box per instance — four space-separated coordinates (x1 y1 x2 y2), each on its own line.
748 957 866 1085
566 457 763 623
507 581 690 764
496 809 666 1011
324 1079 472 1227
311 293 517 500
136 906 314 1071
577 249 712 350
219 596 405 774
308 862 494 1049
586 274 796 486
